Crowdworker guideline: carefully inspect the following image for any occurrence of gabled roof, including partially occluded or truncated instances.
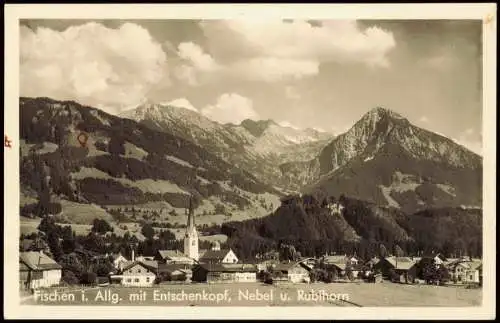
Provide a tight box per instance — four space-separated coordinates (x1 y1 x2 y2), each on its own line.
197 263 258 273
157 250 193 262
273 261 310 272
199 249 233 262
111 253 127 261
122 260 158 273
385 257 416 270
20 251 62 271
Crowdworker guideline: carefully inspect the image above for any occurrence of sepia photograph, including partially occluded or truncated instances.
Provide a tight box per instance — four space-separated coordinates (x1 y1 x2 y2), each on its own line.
4 3 496 320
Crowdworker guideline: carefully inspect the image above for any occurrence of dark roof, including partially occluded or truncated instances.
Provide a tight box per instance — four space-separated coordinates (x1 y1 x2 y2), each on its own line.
199 249 232 262
158 263 192 274
273 262 309 272
20 251 62 271
197 263 258 273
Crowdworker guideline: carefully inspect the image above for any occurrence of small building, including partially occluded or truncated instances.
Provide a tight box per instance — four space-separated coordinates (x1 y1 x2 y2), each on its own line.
192 263 258 283
158 263 193 282
111 253 129 272
418 253 447 267
199 248 239 264
375 256 417 283
321 255 362 277
447 259 482 284
115 260 158 287
271 262 311 283
20 251 62 289
154 250 195 265
256 259 280 272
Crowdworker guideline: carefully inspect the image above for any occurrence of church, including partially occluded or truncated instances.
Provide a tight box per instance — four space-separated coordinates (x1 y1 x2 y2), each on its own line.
156 196 239 265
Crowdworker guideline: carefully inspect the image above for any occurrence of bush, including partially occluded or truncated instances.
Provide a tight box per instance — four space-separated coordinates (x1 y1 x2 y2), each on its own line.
80 271 97 285
62 270 79 285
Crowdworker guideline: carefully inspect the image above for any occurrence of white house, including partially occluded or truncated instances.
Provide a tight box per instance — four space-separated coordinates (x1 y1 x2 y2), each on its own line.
20 251 62 289
111 253 129 272
272 262 311 283
118 261 158 287
199 248 239 264
447 260 482 284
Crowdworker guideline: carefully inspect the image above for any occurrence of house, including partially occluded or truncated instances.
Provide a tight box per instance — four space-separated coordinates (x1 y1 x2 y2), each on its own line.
366 256 381 269
418 253 447 266
113 260 158 286
192 263 258 283
20 238 48 252
256 259 280 272
375 256 417 282
154 250 195 265
199 248 239 264
111 253 129 271
321 255 362 277
271 262 311 283
158 263 193 282
20 251 62 289
447 259 482 284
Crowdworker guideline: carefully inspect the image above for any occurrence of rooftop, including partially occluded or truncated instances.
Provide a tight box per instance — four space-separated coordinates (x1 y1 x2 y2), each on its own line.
20 251 62 271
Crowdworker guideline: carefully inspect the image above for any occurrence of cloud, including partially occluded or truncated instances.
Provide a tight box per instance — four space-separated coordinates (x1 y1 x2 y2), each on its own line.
277 120 301 130
285 86 301 100
174 20 395 85
201 93 258 124
419 116 429 123
162 98 198 112
20 22 168 114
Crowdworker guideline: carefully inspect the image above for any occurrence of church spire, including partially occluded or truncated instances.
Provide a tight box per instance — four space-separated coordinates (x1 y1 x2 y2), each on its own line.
187 195 195 228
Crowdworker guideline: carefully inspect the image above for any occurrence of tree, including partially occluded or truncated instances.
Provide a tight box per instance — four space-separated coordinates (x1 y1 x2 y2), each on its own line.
394 244 405 257
61 270 79 285
91 219 113 234
379 243 388 258
47 231 63 261
141 223 155 240
95 262 114 277
80 271 97 285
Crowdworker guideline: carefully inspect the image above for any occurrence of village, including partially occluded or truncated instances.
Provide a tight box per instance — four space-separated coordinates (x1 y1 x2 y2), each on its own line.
20 197 483 295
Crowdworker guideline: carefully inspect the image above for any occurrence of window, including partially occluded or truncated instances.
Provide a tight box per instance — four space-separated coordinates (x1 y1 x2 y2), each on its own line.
146 277 150 282
469 275 473 280
192 240 196 246
138 269 141 273
126 279 132 283
134 278 139 282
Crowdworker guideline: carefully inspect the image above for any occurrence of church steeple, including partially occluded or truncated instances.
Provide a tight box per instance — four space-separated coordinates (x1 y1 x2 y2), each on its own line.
183 195 199 261
187 195 195 228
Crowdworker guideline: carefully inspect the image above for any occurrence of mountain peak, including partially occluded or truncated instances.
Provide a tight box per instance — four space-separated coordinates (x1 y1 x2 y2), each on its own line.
366 106 405 120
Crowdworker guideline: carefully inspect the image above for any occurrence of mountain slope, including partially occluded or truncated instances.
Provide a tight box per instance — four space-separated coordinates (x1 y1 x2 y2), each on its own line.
283 107 482 213
19 97 281 223
219 195 482 260
121 103 334 190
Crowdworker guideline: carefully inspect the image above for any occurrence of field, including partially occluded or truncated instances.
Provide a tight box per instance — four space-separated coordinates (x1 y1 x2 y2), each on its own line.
21 282 482 307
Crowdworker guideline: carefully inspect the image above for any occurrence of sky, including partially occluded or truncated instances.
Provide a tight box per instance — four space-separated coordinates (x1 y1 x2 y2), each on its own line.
19 19 483 154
